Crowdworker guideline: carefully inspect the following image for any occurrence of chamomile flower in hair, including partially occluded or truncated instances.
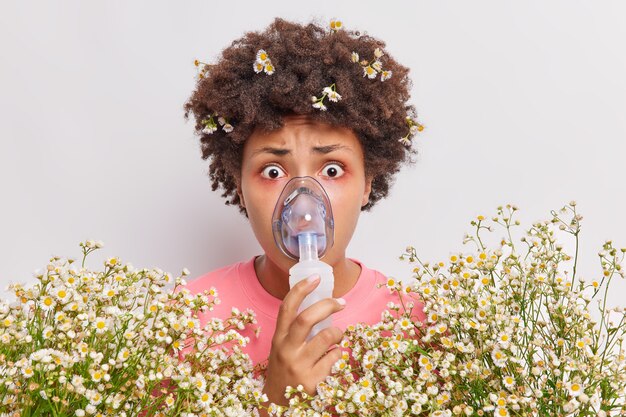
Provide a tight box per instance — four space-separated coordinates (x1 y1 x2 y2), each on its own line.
330 18 343 32
201 113 233 134
217 116 233 133
312 83 341 111
322 86 342 102
254 49 275 75
398 115 424 147
201 117 217 135
353 46 393 82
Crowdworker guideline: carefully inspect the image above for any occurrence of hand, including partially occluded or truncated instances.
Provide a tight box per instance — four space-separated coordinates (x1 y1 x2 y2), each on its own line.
262 274 346 407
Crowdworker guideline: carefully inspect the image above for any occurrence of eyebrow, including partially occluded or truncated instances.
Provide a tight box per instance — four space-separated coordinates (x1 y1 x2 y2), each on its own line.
250 143 352 157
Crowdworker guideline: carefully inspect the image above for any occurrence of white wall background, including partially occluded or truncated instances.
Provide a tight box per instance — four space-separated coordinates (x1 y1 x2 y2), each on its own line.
1 1 625 309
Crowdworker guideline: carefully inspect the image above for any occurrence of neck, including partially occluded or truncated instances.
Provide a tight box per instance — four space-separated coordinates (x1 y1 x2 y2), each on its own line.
253 254 361 300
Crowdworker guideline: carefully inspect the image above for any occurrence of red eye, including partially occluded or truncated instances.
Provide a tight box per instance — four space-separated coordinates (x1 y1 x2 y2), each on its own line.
261 165 286 179
321 163 344 178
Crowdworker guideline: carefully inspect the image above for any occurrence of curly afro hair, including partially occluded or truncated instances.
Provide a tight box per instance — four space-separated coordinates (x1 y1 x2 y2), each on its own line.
183 17 421 218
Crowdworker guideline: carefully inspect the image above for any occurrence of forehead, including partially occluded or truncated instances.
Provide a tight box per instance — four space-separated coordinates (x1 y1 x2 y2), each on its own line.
246 115 362 149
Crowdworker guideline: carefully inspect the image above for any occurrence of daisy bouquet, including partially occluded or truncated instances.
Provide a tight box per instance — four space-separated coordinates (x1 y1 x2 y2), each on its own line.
277 202 626 417
0 241 266 417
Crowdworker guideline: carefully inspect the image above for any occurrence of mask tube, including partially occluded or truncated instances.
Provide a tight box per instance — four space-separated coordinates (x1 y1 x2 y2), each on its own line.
271 176 334 261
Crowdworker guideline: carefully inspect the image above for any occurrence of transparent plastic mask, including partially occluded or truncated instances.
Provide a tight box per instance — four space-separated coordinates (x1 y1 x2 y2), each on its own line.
271 176 335 260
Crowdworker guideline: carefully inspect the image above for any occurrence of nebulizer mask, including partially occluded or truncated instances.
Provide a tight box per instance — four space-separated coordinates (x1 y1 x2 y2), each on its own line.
272 176 335 340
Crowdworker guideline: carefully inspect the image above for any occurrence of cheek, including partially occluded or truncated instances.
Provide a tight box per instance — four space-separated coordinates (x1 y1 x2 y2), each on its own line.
241 178 287 241
244 183 278 219
322 180 365 239
323 178 365 213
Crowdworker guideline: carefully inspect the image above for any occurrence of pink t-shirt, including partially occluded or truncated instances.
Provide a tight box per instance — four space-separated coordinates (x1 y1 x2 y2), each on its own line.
179 255 425 367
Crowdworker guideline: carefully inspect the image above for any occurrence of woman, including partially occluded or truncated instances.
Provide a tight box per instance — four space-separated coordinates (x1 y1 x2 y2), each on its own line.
181 16 425 409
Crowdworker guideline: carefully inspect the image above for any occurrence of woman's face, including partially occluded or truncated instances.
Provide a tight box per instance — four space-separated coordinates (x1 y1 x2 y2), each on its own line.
237 114 372 272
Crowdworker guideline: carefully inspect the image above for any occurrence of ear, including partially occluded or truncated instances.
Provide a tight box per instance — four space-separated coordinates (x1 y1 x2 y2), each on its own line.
361 175 373 207
236 178 246 208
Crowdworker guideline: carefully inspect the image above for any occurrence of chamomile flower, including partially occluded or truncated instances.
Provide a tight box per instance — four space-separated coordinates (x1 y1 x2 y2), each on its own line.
201 113 233 134
253 61 264 73
88 390 103 406
193 376 207 391
42 326 55 340
54 287 70 302
217 116 234 132
39 295 55 311
329 18 343 31
494 406 510 417
200 392 213 405
352 389 370 405
332 358 348 373
103 285 116 298
503 375 516 390
491 348 507 367
359 376 373 389
117 347 130 362
164 394 176 408
363 65 378 79
398 116 423 147
263 61 275 75
312 100 327 111
3 315 14 327
202 118 217 134
427 313 439 324
566 381 584 397
90 369 104 383
335 402 347 414
322 86 342 102
21 365 35 378
93 317 108 334
497 332 511 348
371 60 383 72
254 49 274 75
312 83 341 111
255 49 270 64
398 317 412 330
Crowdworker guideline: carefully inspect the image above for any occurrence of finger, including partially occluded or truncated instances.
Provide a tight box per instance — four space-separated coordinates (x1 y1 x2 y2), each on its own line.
301 326 345 360
273 274 320 340
312 345 343 376
288 298 346 345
